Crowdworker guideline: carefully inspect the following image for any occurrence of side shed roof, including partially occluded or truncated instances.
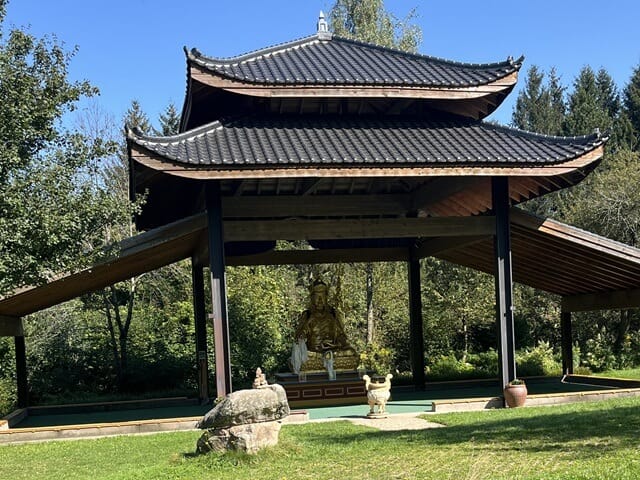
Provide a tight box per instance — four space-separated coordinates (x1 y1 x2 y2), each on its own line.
1 208 639 319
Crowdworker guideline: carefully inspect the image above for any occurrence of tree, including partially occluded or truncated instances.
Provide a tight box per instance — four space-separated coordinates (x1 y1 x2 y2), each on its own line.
328 0 421 349
512 65 565 135
0 1 126 294
623 64 640 149
564 66 620 138
155 102 180 136
329 0 421 53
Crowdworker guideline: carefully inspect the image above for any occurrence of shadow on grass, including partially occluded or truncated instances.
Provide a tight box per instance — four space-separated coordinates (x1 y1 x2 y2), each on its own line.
288 401 640 460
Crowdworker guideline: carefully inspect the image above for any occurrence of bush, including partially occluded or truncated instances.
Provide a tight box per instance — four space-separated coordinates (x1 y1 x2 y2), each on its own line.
582 331 617 372
516 341 562 377
466 350 499 378
359 343 394 375
0 377 16 417
427 354 474 381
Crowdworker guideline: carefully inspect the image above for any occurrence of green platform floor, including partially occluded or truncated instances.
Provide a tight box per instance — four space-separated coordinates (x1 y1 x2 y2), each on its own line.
12 377 615 429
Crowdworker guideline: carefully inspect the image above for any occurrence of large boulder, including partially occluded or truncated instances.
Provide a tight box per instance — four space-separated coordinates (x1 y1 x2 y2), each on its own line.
197 421 282 454
196 383 290 455
198 383 289 429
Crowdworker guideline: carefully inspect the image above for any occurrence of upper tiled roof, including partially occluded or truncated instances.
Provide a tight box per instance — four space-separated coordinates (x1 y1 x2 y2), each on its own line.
129 114 604 169
187 34 523 88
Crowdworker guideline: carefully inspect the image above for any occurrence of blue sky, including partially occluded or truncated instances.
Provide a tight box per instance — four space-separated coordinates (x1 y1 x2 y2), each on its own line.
5 0 640 129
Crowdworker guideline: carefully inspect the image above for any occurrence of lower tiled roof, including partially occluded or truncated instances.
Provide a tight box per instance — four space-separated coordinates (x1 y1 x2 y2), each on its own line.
128 114 604 169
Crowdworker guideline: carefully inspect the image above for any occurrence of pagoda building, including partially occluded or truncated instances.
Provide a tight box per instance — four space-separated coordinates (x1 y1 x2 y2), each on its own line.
8 15 640 411
126 15 608 399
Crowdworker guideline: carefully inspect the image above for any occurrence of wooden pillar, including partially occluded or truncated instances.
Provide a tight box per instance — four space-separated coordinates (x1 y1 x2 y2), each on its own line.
561 311 574 375
205 182 232 398
15 335 28 408
192 259 209 403
408 248 425 390
492 177 516 392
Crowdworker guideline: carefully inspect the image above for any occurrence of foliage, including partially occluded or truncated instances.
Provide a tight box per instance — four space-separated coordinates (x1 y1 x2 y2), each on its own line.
512 65 565 135
328 0 421 53
0 2 128 294
358 342 393 374
226 265 304 385
515 341 562 377
623 63 640 147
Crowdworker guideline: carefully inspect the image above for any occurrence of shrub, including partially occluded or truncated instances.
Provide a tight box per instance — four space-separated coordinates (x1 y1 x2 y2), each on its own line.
0 377 16 417
516 341 562 377
359 343 394 375
427 354 474 381
466 350 499 377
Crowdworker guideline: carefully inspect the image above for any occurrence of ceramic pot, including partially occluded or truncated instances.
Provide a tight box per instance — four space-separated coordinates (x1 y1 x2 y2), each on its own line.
503 383 527 408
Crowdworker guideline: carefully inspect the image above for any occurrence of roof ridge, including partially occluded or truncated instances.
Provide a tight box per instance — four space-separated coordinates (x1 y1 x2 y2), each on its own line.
331 35 524 71
187 34 321 67
187 32 523 73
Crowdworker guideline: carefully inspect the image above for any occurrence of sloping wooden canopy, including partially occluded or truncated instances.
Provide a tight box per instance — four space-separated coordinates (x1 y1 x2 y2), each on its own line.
1 207 639 321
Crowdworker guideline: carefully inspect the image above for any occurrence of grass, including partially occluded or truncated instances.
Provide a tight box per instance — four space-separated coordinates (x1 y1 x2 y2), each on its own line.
2 395 640 479
599 367 640 380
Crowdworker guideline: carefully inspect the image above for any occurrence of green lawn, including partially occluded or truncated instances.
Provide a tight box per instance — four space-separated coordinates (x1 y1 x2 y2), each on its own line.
2 395 640 480
600 367 640 380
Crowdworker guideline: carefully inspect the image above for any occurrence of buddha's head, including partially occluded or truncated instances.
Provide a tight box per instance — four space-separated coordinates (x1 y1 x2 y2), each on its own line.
310 279 329 312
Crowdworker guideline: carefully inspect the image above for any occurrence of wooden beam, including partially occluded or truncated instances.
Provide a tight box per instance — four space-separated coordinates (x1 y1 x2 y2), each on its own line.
0 213 206 317
15 335 28 408
206 182 232 397
561 312 573 375
192 260 209 403
492 177 516 394
408 249 425 390
0 316 23 336
561 288 640 312
223 217 496 242
222 194 411 218
414 235 489 258
226 247 410 266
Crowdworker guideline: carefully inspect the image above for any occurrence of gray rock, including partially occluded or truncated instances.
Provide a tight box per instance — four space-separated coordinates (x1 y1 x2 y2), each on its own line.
196 421 282 454
198 383 289 429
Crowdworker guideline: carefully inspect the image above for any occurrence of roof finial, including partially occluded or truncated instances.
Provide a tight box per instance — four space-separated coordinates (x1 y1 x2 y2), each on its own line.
317 11 332 40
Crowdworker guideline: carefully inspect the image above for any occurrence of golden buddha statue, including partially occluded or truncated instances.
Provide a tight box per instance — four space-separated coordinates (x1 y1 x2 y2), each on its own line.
290 280 358 374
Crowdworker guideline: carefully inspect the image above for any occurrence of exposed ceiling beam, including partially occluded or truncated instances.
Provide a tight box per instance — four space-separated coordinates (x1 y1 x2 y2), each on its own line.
223 216 495 242
227 247 410 266
222 194 411 218
562 288 640 312
415 235 490 258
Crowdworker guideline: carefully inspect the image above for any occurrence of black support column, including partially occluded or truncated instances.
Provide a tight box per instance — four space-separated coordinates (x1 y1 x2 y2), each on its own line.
192 260 209 403
492 177 516 393
205 182 232 398
408 247 426 390
15 334 28 408
560 311 574 375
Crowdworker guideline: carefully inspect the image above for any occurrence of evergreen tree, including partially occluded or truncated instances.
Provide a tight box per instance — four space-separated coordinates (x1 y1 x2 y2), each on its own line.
329 0 421 53
564 66 619 137
156 103 180 136
623 64 640 148
512 66 565 135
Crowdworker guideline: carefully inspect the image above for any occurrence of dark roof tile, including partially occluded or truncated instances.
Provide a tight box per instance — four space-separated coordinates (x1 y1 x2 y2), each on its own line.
188 34 522 88
129 115 605 169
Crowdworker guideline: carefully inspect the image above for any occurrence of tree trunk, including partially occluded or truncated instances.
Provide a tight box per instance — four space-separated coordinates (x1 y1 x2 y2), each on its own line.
366 262 374 344
614 309 631 355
